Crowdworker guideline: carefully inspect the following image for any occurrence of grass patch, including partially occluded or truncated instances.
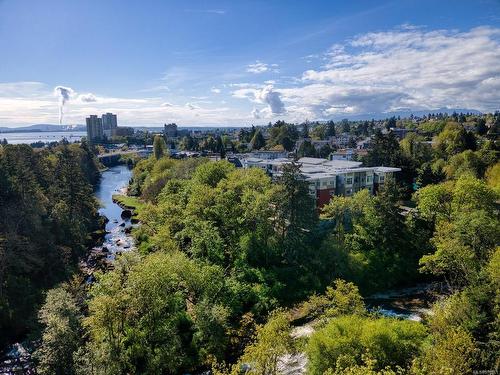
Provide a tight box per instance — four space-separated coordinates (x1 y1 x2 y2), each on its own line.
112 194 145 213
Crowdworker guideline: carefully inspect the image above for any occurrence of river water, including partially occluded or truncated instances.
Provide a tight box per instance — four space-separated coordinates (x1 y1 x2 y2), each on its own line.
93 165 135 261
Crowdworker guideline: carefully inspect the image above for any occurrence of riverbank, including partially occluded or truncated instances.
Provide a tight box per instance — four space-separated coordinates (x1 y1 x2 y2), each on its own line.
112 193 144 214
80 165 137 279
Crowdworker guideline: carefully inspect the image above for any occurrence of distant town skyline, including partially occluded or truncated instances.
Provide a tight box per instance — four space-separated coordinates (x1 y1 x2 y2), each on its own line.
1 0 500 127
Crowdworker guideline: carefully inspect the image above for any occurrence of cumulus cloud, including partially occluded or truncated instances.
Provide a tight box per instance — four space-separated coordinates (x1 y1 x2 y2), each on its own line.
211 87 221 94
292 26 500 117
246 61 279 74
251 108 261 119
161 102 174 107
79 93 97 102
257 85 285 114
185 102 200 110
233 85 286 116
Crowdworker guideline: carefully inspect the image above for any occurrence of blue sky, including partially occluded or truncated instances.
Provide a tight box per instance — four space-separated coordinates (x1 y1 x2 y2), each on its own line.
1 0 499 126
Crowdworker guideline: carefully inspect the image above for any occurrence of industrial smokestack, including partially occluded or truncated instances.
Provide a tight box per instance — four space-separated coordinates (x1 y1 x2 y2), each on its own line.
54 86 74 125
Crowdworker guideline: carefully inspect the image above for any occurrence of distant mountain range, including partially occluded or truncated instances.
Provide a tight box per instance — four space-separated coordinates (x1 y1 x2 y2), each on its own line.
0 124 86 133
337 108 483 121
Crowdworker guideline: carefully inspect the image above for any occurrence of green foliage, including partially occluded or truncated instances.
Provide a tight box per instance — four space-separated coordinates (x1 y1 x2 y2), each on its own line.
250 129 266 150
267 121 299 151
0 143 99 346
443 150 489 179
152 135 167 160
297 139 317 158
417 175 498 289
434 122 476 159
239 310 293 375
321 182 429 292
418 120 447 135
363 131 415 194
325 355 405 375
307 315 427 374
298 279 365 321
412 328 478 375
83 251 229 374
192 159 235 187
485 161 500 194
34 286 82 375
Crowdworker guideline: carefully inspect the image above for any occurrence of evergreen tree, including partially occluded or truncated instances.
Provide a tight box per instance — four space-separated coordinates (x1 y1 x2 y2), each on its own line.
153 135 167 159
325 121 336 137
250 129 265 150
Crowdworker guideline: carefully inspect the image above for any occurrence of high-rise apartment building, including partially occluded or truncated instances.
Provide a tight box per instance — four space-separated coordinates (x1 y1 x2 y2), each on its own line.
86 115 103 142
102 112 118 138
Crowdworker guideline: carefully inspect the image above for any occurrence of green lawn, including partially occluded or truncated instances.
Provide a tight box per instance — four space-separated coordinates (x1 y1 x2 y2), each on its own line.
112 194 145 213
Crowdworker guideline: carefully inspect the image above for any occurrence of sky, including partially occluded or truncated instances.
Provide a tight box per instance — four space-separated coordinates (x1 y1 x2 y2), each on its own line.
1 0 500 127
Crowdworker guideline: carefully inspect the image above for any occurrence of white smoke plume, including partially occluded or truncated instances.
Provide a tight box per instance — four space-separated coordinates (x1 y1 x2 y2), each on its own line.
54 86 74 124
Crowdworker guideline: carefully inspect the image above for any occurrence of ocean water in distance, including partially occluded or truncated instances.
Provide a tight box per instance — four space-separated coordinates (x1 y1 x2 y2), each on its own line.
0 131 86 144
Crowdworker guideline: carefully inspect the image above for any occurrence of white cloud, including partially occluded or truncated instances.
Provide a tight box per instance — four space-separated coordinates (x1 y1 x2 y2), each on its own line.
246 61 279 74
230 26 500 123
290 26 500 118
79 93 97 102
2 26 500 126
251 108 261 119
257 85 285 115
0 83 248 126
233 85 285 116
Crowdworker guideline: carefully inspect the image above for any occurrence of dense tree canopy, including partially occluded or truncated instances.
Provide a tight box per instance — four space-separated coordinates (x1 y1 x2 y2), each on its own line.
0 143 100 347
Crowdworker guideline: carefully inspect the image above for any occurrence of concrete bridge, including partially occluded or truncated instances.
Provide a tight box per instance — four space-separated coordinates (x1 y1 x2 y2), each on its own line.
98 149 152 166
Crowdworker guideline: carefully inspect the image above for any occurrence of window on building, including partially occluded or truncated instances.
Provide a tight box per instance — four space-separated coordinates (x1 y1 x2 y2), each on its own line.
346 177 353 184
380 175 385 182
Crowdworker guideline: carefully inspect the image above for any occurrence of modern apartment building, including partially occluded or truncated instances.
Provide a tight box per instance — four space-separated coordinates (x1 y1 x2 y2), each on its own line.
86 115 103 142
241 156 400 208
86 113 119 142
102 112 118 138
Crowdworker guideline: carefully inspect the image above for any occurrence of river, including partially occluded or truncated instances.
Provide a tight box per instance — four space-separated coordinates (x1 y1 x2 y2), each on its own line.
81 165 136 279
94 165 135 257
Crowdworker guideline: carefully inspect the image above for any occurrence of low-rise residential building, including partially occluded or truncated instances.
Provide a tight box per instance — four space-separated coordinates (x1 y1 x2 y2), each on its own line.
239 155 400 208
330 148 369 161
250 150 289 159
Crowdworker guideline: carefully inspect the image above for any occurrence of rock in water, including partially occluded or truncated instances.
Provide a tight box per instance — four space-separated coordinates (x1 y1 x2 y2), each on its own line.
121 209 132 219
